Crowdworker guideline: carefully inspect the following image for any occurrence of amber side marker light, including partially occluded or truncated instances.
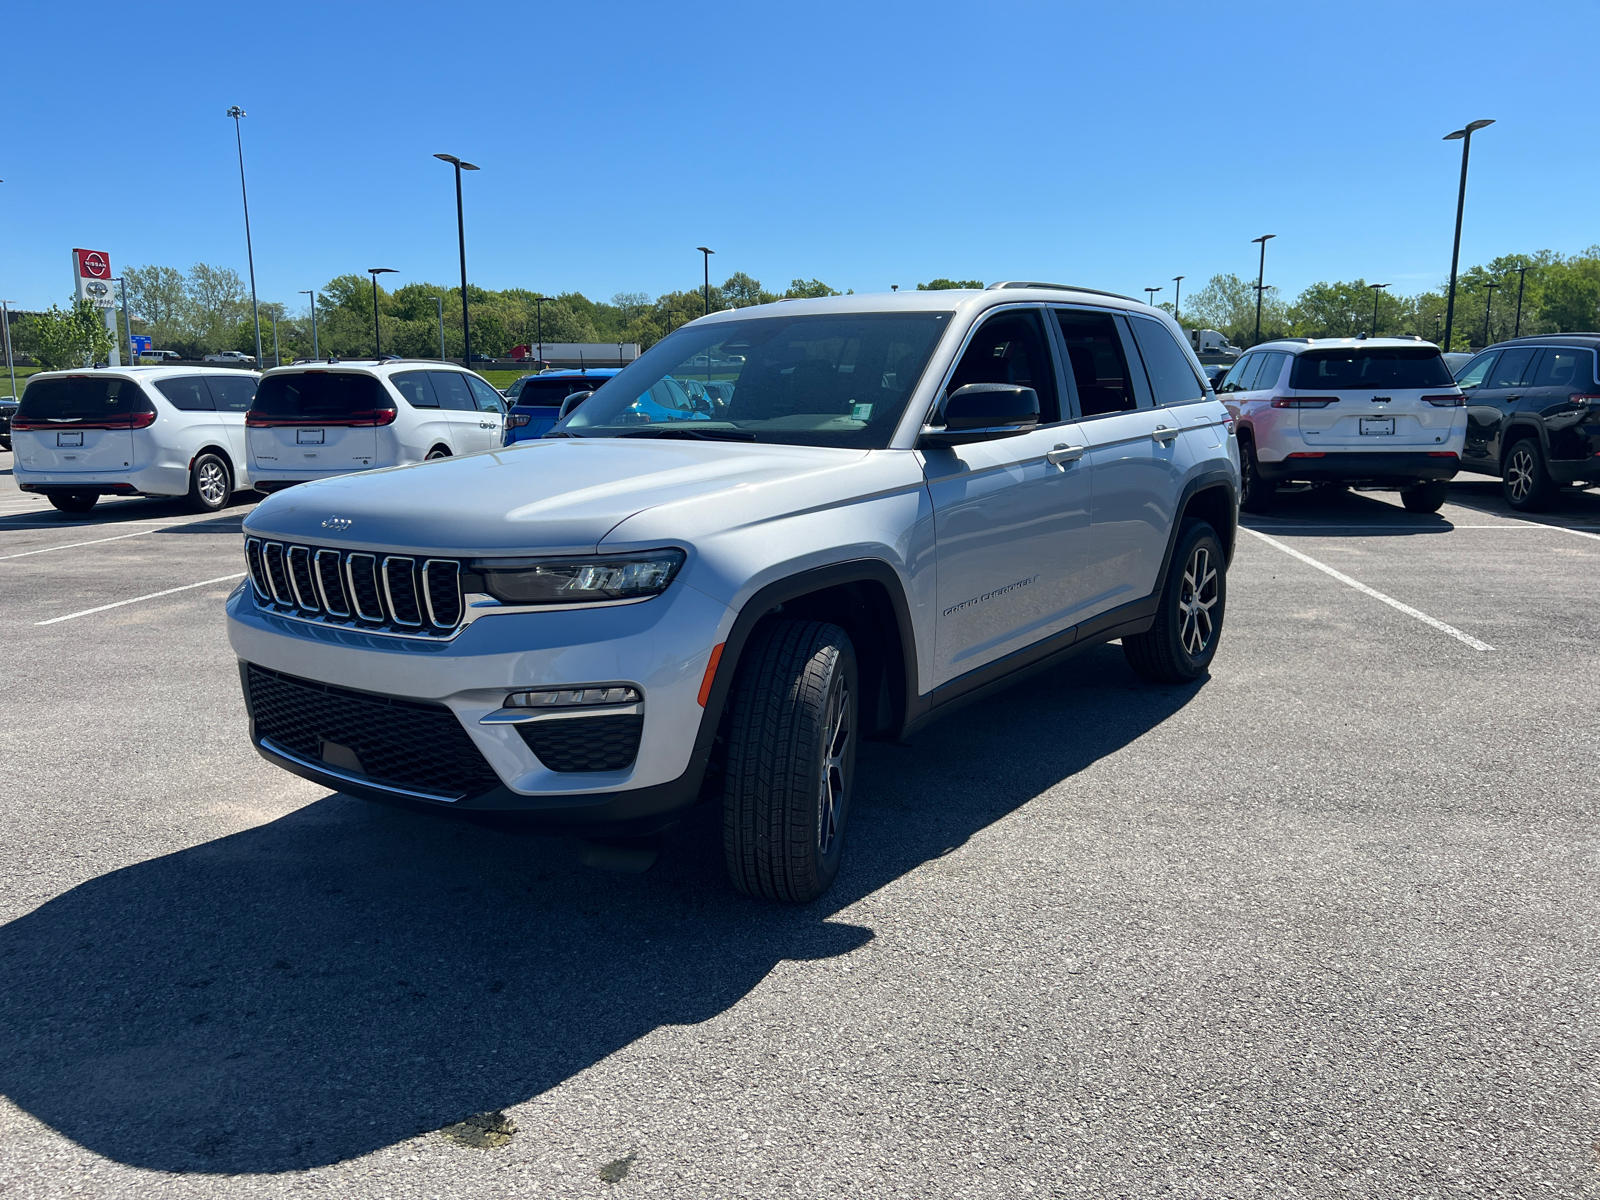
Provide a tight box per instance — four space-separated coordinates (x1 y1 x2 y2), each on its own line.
698 643 726 707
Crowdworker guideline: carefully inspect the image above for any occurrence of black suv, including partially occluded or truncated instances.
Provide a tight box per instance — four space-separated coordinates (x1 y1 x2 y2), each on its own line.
1453 334 1600 511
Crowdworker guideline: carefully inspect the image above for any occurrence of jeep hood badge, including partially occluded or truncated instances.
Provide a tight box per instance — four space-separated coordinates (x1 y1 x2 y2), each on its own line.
322 516 353 531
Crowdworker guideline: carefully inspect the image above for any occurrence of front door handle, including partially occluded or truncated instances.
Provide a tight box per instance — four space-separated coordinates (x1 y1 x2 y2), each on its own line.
1046 444 1085 466
1152 426 1179 443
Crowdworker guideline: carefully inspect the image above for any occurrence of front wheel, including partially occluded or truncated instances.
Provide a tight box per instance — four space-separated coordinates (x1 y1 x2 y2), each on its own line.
1123 519 1226 684
48 492 99 515
723 620 858 903
1400 480 1450 513
1502 439 1557 512
187 452 232 513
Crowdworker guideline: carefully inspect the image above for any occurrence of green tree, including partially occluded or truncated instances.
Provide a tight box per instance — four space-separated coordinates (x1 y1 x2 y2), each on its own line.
30 301 116 370
1181 273 1289 346
784 278 840 299
916 278 984 290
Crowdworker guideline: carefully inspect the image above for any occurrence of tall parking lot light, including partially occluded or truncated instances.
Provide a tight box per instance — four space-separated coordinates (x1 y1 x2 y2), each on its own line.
1368 282 1389 336
1144 287 1162 307
1441 119 1494 353
226 107 265 371
1513 265 1529 337
2 300 18 401
1481 281 1500 349
697 247 714 316
299 290 319 359
271 315 280 367
432 296 445 359
1172 275 1184 322
533 295 552 366
367 268 397 358
1251 234 1275 346
114 276 134 365
433 154 479 367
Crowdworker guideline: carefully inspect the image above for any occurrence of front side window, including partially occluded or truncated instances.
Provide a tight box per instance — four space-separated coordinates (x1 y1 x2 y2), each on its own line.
1531 348 1594 389
557 311 950 447
155 376 215 411
1130 316 1205 406
1216 354 1257 394
1289 347 1455 390
466 375 507 413
947 309 1059 423
1454 352 1499 389
1055 308 1137 416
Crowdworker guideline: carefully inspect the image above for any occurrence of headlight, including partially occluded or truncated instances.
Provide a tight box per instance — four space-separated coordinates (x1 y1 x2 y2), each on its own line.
467 549 686 605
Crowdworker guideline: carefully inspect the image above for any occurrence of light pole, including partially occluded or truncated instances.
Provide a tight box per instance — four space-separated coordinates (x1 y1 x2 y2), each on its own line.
271 315 280 367
890 284 898 292
226 106 265 369
1441 118 1495 354
367 268 397 358
1251 234 1275 346
113 276 134 365
1513 265 1529 337
1 300 17 401
1144 287 1162 307
299 289 319 360
1172 275 1184 322
697 246 714 316
1481 281 1500 349
1367 282 1389 336
533 295 552 366
434 154 480 367
432 295 445 359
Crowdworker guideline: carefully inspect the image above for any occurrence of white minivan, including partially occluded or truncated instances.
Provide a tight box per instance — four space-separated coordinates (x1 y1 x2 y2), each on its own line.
246 361 507 492
13 366 260 514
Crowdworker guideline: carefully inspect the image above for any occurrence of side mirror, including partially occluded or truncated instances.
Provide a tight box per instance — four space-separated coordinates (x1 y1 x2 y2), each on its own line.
558 390 594 419
920 383 1039 446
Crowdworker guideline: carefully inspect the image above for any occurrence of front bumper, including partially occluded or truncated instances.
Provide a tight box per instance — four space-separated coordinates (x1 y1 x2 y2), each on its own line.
1256 451 1463 486
226 578 733 830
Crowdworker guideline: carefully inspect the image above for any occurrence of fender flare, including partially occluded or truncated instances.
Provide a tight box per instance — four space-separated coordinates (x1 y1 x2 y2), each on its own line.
1154 469 1238 590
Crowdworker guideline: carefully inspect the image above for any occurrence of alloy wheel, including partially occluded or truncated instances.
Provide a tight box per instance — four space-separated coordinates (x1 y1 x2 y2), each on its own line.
1506 446 1534 503
1178 544 1219 657
197 460 228 506
817 676 851 856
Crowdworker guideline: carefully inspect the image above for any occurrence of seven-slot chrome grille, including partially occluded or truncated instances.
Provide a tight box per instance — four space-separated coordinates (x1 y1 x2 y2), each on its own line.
245 536 464 637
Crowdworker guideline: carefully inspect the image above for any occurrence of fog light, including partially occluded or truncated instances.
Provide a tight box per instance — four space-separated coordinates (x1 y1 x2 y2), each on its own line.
506 686 640 708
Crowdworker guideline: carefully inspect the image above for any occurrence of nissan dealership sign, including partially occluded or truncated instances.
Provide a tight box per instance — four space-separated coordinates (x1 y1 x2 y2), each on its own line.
74 248 115 308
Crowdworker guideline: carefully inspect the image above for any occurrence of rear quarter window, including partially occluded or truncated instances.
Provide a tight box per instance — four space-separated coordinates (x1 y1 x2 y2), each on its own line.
1129 316 1205 406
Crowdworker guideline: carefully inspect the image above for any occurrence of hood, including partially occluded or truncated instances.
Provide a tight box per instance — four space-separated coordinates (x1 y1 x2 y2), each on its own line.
240 438 871 556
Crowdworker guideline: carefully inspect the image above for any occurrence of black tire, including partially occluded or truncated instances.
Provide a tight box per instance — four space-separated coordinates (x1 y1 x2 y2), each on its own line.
1502 437 1557 512
425 446 450 460
187 452 232 513
1238 437 1275 513
1400 480 1450 513
48 492 99 514
723 620 858 903
1123 519 1226 684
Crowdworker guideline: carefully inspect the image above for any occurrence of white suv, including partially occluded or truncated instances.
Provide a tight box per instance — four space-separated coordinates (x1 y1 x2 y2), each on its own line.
1216 337 1466 513
246 360 508 492
228 286 1239 901
13 366 260 514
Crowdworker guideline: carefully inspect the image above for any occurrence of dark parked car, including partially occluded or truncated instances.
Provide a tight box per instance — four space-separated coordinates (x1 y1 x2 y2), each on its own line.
1453 334 1600 510
0 394 17 449
502 369 619 443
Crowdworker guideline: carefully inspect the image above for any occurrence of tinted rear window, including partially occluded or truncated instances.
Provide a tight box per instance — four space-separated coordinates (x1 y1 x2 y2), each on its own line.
1289 347 1454 390
19 376 153 420
251 372 389 418
518 378 595 407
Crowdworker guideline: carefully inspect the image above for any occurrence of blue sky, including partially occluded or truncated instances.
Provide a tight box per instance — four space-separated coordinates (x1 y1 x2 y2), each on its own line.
2 0 1596 315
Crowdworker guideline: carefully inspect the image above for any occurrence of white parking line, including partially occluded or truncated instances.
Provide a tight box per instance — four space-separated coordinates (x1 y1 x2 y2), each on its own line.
0 528 162 560
1241 527 1494 652
35 573 245 626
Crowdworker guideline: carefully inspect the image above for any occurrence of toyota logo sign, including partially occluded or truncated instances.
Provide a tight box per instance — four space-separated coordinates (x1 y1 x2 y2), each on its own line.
85 281 108 297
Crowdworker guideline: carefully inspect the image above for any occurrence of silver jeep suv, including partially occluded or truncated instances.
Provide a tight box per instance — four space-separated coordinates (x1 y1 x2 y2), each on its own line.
227 285 1239 901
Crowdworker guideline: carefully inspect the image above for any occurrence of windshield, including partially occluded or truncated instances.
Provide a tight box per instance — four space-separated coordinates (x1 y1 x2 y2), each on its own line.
556 311 951 447
252 372 391 419
18 376 153 420
1289 347 1455 390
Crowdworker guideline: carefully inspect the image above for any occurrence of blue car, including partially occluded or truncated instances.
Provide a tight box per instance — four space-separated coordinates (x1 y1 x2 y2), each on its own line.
504 369 620 443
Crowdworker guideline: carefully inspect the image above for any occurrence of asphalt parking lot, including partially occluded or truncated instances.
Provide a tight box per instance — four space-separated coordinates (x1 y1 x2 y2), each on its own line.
1 454 1596 1198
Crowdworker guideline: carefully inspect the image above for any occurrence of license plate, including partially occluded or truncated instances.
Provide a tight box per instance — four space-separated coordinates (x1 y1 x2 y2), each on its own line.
1359 416 1395 436
297 429 325 445
57 431 83 447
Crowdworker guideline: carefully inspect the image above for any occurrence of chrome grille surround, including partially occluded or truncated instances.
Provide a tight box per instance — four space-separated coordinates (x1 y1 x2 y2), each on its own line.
244 537 465 639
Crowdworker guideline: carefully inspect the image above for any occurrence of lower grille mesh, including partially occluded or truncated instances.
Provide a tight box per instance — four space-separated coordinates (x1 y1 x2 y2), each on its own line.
517 714 643 772
246 664 502 799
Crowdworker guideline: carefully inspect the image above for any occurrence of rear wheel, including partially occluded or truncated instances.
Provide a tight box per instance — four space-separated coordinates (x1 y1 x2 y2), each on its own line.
723 620 857 903
1400 480 1450 513
1123 519 1226 684
425 446 450 460
48 492 99 515
1238 438 1275 513
187 452 232 513
1502 438 1557 512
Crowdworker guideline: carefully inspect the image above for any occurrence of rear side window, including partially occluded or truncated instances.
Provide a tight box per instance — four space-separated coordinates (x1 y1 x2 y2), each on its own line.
1531 348 1595 389
428 372 476 412
1129 316 1205 406
391 370 440 408
155 376 215 411
1486 348 1539 389
18 376 153 420
252 372 389 419
1289 347 1455 390
208 375 257 412
1055 309 1136 416
947 309 1059 423
1250 352 1288 391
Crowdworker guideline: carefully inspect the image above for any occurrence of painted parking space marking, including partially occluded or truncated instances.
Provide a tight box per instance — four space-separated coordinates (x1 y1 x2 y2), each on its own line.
1241 527 1494 652
35 573 245 626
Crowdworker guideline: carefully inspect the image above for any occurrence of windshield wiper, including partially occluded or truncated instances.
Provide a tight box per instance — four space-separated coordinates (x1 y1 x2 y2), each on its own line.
615 427 757 442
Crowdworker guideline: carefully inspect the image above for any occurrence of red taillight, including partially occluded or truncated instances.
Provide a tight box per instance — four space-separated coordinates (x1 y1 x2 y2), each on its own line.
1427 451 1459 458
246 407 397 428
1423 394 1465 407
11 410 155 431
1286 452 1327 458
1271 396 1339 408
507 413 532 427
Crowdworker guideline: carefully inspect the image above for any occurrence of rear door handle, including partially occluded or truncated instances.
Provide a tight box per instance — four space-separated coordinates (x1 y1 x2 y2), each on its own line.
1046 444 1085 466
1152 426 1179 443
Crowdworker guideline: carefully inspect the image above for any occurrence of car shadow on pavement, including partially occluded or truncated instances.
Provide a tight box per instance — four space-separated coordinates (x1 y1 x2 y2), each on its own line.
1243 485 1456 534
0 643 1198 1175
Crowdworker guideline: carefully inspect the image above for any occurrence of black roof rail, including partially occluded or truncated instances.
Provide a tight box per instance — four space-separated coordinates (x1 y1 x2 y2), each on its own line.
987 281 1140 303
